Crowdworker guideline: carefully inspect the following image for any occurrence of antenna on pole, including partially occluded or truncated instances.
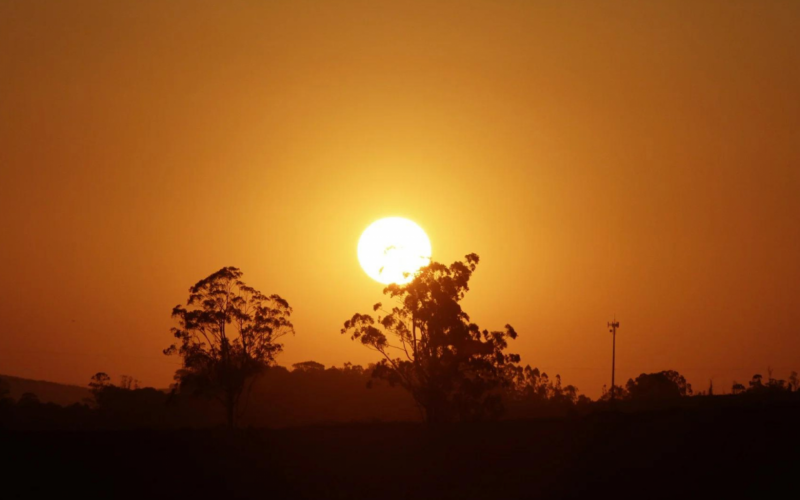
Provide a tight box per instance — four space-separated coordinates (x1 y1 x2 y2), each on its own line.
608 317 620 404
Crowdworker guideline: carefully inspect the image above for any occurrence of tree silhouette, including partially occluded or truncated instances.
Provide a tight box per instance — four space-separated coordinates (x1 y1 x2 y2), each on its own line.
164 266 294 428
789 372 799 392
118 375 140 390
506 365 588 416
625 370 692 400
88 372 111 396
292 361 326 372
342 254 520 423
749 374 764 391
599 383 629 402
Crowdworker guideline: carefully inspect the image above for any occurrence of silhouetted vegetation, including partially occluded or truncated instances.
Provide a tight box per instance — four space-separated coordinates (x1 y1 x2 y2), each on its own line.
3 260 800 499
343 254 521 423
733 369 798 396
506 365 592 417
164 266 294 428
0 362 593 430
627 370 692 400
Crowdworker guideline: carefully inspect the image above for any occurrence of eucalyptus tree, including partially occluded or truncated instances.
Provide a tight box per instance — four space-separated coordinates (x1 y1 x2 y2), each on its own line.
342 254 520 423
165 267 294 428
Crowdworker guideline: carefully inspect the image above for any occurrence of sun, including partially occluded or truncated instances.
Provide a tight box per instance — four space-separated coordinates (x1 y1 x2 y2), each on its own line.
358 217 432 285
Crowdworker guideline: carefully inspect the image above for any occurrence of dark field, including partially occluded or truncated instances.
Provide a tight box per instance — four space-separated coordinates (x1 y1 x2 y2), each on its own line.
4 399 798 500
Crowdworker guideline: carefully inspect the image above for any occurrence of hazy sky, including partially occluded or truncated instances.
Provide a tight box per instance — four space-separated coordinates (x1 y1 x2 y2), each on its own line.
2 0 798 397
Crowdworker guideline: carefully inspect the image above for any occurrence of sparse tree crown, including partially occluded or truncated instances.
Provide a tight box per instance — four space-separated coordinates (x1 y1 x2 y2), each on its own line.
165 266 294 428
342 254 520 423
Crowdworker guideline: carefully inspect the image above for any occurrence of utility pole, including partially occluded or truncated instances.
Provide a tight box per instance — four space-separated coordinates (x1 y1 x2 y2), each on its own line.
608 318 620 402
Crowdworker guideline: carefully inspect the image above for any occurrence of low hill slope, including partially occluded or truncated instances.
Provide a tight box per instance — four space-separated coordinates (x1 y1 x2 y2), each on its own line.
0 374 91 406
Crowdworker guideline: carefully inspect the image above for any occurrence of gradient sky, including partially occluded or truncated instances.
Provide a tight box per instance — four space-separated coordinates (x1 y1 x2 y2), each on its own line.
2 0 799 397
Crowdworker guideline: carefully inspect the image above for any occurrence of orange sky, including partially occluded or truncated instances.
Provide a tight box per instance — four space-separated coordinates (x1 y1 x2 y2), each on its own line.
1 1 798 397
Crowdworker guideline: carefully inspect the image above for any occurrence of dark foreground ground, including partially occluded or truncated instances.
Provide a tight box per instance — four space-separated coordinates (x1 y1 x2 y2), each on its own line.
3 400 799 500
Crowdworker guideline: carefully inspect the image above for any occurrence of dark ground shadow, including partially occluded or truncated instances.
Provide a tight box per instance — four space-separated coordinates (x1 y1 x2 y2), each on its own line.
3 399 798 499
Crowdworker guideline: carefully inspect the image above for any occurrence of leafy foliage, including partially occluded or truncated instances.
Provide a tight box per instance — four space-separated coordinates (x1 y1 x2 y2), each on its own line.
342 254 521 423
164 266 294 427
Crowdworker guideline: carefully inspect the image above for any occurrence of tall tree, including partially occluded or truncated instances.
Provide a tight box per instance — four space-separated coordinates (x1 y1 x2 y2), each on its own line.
165 267 294 428
342 254 520 423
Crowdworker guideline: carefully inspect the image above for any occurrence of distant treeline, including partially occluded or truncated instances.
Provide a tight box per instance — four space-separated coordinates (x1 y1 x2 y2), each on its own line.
0 361 580 429
2 363 798 431
4 258 798 430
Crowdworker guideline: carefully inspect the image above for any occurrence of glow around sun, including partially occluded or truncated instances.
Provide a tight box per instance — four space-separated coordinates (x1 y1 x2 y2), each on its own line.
358 217 432 285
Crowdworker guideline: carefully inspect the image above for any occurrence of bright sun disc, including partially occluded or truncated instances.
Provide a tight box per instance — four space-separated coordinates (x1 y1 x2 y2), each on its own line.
358 217 432 285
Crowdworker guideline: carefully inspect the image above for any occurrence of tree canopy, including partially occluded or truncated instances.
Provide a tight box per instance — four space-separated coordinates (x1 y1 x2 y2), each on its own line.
342 254 521 423
625 370 693 400
164 266 294 428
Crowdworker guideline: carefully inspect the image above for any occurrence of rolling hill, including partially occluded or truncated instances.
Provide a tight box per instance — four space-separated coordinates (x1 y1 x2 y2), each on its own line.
0 374 91 406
